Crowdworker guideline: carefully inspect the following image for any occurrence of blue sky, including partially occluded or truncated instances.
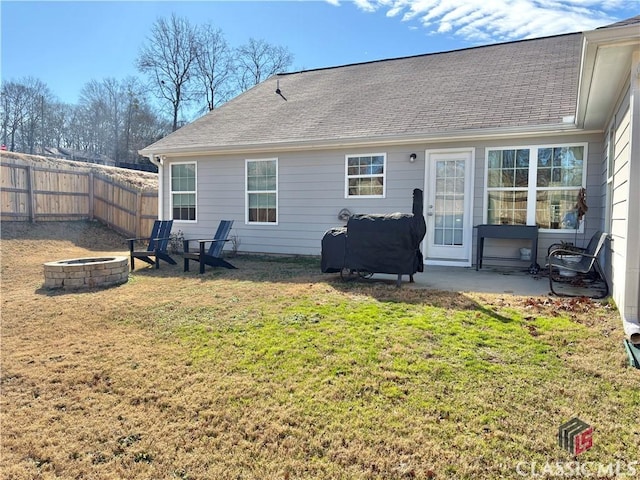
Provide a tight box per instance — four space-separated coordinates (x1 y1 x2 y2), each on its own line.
2 0 638 105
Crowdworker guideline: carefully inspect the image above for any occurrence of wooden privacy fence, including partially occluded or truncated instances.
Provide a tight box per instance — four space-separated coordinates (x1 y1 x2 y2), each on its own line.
1 163 158 238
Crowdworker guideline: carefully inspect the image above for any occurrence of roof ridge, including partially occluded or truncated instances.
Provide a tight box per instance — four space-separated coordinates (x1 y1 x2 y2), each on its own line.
278 31 582 77
597 15 640 30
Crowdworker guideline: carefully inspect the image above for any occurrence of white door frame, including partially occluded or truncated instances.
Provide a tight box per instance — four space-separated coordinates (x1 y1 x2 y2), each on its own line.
423 148 475 267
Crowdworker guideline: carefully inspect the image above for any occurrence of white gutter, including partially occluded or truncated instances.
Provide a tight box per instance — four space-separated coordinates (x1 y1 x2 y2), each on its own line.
147 154 163 219
139 123 593 159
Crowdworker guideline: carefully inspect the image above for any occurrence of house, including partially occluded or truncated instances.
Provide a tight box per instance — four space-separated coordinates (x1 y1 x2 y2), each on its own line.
140 17 640 342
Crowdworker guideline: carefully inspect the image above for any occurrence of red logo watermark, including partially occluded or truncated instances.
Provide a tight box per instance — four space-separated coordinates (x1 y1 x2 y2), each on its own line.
558 418 593 456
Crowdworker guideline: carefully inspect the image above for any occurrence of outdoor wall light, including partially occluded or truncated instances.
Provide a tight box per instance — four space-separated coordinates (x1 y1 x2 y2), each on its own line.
409 153 417 163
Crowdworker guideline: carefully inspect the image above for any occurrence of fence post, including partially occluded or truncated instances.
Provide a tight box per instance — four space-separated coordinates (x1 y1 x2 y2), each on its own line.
27 165 36 223
135 191 142 237
88 171 94 220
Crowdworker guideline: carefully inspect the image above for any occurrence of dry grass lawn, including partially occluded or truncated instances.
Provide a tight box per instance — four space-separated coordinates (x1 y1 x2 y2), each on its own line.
1 221 638 479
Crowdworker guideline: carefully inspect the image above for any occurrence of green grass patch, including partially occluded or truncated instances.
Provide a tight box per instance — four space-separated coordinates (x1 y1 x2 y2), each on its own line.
159 285 634 476
4 220 634 480
107 264 636 478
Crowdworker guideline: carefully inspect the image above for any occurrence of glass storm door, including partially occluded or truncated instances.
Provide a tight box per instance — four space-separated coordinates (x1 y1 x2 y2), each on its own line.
425 150 473 265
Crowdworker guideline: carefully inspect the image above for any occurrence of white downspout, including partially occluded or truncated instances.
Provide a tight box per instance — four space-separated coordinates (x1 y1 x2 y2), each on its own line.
148 154 164 220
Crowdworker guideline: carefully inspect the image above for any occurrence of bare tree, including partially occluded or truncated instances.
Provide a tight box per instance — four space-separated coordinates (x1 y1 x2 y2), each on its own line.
74 78 169 163
194 23 234 111
118 77 170 163
0 19 296 161
120 77 143 162
235 38 293 91
46 101 71 149
136 14 198 131
1 81 30 151
102 78 125 161
128 100 171 160
78 80 110 155
0 77 52 153
1 75 169 165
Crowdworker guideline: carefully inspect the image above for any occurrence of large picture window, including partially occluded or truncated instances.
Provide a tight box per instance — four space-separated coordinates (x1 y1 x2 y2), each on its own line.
246 158 277 224
345 154 386 198
170 162 196 221
486 144 586 231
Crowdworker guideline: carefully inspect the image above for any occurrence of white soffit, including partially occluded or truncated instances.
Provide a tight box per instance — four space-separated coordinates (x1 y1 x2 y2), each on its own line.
578 25 640 130
585 44 637 129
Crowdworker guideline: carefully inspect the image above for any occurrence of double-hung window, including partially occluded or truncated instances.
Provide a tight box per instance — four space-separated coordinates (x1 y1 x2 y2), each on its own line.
246 158 277 224
486 144 586 231
170 162 196 221
345 153 386 198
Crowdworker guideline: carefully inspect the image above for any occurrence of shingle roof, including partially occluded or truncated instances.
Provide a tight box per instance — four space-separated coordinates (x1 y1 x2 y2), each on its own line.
598 15 640 29
142 32 583 154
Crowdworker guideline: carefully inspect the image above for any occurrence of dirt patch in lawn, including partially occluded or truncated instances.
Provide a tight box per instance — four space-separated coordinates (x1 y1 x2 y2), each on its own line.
1 221 637 480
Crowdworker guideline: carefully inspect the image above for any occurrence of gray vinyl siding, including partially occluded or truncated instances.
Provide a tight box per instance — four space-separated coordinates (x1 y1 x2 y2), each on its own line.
608 86 635 319
164 147 427 256
162 132 604 262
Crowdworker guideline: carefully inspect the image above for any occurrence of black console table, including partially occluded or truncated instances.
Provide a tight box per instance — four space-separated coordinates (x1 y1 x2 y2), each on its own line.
475 224 539 272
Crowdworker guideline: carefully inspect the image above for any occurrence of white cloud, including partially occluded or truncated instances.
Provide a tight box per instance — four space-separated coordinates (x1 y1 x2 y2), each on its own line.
438 21 452 33
346 0 621 42
353 0 380 13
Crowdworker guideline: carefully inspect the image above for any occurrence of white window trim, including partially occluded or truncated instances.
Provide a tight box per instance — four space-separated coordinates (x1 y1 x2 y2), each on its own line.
245 158 279 226
344 153 387 199
483 143 588 234
604 122 616 234
606 121 615 183
169 161 197 223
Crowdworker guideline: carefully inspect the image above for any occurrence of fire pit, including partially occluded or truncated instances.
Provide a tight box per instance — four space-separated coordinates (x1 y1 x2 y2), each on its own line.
43 256 128 290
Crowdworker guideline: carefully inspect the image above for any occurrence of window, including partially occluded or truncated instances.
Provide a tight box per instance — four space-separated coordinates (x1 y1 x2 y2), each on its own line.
345 154 386 197
246 158 277 224
486 144 586 231
487 149 530 225
170 162 196 221
535 146 584 229
434 159 466 246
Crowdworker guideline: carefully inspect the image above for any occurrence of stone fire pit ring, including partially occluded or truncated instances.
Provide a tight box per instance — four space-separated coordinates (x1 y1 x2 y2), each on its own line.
44 256 128 290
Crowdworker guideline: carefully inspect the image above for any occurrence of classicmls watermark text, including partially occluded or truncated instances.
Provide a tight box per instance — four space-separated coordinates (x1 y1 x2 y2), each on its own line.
558 418 593 456
515 460 638 478
508 418 637 478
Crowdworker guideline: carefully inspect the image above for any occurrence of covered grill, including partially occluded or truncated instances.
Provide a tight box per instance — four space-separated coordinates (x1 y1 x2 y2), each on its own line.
321 189 427 286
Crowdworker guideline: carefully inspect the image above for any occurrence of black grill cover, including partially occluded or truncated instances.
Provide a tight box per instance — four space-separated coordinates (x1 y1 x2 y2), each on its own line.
320 189 427 277
320 226 347 273
345 213 424 275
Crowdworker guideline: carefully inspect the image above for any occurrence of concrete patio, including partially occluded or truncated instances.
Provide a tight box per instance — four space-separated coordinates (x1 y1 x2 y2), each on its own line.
409 266 550 296
370 265 606 298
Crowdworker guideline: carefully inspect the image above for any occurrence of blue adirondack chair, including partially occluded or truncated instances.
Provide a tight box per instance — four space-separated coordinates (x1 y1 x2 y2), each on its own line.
127 220 177 270
183 220 237 273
